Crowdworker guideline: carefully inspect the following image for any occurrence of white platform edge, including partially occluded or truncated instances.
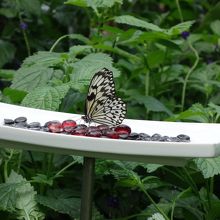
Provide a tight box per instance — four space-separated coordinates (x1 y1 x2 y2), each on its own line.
0 103 220 166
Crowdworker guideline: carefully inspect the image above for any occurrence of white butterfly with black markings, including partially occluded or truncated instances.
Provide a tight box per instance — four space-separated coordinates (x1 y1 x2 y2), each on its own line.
81 68 126 126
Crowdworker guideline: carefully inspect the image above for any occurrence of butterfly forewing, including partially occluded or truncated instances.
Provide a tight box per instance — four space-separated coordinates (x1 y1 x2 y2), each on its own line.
83 68 126 126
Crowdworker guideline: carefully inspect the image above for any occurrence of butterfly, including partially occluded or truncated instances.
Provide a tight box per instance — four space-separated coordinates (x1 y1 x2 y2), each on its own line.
81 68 126 126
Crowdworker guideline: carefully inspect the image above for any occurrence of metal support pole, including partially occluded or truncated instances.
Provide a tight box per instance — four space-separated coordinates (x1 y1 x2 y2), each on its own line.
80 157 95 220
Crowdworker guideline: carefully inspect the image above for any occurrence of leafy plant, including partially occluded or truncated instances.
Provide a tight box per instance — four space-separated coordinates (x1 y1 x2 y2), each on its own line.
1 0 220 219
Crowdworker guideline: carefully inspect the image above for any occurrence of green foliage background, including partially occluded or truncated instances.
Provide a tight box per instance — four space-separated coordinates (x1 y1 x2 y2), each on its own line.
1 0 220 219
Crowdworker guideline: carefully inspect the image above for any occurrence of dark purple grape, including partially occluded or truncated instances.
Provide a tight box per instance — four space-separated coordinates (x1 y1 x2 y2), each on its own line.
14 117 27 123
177 134 190 142
28 122 41 128
151 133 162 141
127 132 139 140
86 130 102 137
4 119 14 125
169 137 181 142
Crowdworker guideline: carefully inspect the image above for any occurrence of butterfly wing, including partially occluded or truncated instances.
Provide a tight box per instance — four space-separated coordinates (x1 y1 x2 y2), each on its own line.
91 96 126 126
84 68 126 126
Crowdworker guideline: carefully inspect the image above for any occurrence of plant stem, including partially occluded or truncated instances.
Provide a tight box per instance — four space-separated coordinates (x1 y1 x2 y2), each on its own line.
176 0 184 22
181 40 199 111
16 150 23 173
49 34 69 52
138 182 170 220
18 14 31 56
170 187 191 220
54 160 77 178
3 149 14 181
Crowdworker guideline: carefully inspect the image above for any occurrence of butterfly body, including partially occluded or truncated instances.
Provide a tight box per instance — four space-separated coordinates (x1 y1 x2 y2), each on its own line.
82 68 126 126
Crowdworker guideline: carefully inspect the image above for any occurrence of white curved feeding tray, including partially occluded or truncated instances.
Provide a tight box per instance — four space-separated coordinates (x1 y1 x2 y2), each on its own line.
0 102 220 166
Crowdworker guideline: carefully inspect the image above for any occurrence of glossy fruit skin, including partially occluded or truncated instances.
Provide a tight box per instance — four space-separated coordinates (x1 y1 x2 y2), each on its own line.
48 121 63 133
114 124 131 135
105 130 119 139
62 120 77 128
72 128 87 136
97 124 110 135
86 131 102 137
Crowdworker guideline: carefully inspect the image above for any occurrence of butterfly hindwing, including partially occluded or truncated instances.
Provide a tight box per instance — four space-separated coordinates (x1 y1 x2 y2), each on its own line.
83 68 126 126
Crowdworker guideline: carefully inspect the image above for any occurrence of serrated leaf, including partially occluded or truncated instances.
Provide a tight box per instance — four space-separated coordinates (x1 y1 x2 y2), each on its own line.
194 157 220 178
21 85 70 110
11 67 55 92
37 189 80 218
0 170 44 220
167 21 195 36
114 15 164 32
0 40 16 68
22 51 64 68
70 53 120 88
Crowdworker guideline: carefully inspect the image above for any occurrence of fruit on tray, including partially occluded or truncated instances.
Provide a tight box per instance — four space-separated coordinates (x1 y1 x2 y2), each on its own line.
3 117 190 142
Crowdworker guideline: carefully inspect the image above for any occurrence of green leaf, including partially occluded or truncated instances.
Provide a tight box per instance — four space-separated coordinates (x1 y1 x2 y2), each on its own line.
37 189 80 218
65 0 122 9
169 111 210 123
88 0 123 9
0 69 15 80
114 15 164 32
70 53 120 89
11 67 55 92
0 170 44 219
21 85 70 110
31 174 54 186
167 21 195 36
0 7 17 18
143 164 163 173
94 44 140 62
69 45 93 56
3 88 27 103
168 104 212 123
147 50 165 69
65 0 88 7
136 95 173 116
0 40 16 68
210 20 220 36
18 0 41 16
194 157 220 178
22 51 64 68
69 34 91 44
